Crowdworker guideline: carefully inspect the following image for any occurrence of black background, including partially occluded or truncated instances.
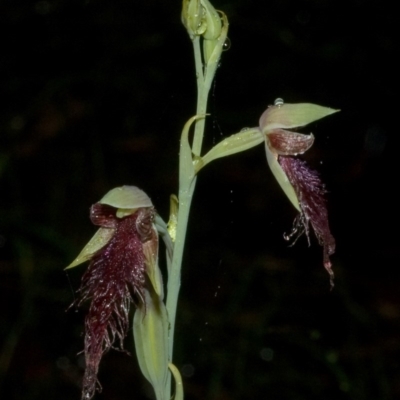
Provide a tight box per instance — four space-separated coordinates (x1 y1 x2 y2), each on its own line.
0 1 398 399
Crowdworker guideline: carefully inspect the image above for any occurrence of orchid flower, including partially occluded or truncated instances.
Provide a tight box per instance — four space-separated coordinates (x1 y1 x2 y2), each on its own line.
66 186 163 400
260 99 337 288
197 99 339 287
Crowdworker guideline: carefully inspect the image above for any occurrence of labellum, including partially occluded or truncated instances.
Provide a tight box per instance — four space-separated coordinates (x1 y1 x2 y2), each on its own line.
278 156 336 287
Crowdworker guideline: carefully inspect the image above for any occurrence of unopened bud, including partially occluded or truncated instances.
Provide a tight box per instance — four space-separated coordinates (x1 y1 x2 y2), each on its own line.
182 0 205 39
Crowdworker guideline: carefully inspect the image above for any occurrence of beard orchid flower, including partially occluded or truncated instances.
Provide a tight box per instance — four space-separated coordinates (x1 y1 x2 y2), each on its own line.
66 186 162 400
259 99 337 288
197 99 338 287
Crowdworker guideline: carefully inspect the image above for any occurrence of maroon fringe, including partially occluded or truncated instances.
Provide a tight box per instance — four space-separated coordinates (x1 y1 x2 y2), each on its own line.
77 212 146 399
279 156 336 288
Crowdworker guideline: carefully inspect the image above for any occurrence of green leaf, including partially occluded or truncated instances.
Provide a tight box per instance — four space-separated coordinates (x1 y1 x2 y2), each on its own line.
168 362 184 400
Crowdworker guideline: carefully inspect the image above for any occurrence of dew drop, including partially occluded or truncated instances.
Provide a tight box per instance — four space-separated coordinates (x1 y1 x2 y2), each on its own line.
223 37 231 51
274 98 284 107
240 127 250 132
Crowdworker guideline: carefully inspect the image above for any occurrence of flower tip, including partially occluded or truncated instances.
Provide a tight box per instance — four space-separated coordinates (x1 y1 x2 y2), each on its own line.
324 261 335 290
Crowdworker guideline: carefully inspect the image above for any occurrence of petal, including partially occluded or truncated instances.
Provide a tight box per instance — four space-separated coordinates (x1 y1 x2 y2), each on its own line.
259 103 339 133
267 129 314 155
135 207 156 243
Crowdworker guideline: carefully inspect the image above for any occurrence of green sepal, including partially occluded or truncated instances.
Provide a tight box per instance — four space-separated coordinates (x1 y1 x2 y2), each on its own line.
181 0 204 38
197 127 263 173
65 227 115 269
260 103 339 133
265 141 300 211
99 185 152 209
203 10 228 66
201 0 221 40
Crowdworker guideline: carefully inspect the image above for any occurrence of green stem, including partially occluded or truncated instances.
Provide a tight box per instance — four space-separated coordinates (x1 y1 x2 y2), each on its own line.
165 35 214 398
192 37 208 156
166 177 196 360
164 7 229 391
166 34 211 356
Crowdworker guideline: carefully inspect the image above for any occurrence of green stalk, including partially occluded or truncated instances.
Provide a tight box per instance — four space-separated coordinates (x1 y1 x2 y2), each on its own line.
165 35 212 398
164 6 228 395
166 38 209 351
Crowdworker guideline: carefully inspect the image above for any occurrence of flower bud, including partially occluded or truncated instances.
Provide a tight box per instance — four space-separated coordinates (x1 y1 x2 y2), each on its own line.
181 0 205 39
201 0 221 40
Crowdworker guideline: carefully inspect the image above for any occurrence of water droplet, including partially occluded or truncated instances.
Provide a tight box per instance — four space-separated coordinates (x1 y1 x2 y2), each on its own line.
240 127 250 132
274 98 284 107
223 37 231 51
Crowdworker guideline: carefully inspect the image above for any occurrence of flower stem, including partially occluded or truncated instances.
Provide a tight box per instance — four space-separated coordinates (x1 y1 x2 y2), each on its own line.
165 35 214 398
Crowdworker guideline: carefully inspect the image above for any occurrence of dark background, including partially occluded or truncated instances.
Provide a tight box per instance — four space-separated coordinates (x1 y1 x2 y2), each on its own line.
0 0 398 399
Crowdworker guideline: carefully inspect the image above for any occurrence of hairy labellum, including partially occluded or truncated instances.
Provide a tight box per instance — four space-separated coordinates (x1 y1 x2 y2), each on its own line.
76 205 154 400
278 156 336 287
